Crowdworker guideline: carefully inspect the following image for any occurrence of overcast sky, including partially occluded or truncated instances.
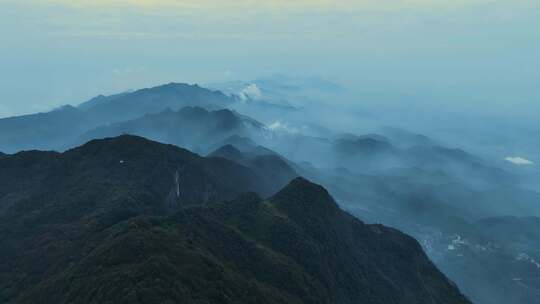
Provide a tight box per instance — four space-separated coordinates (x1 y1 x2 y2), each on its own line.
1 0 539 118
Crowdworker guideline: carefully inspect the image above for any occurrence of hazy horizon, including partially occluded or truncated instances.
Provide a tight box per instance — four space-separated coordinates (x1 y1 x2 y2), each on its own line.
1 0 539 121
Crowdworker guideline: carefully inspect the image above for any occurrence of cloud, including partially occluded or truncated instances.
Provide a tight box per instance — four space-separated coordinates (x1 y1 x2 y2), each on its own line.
239 84 262 101
267 120 301 134
38 0 507 12
505 156 534 165
16 0 540 42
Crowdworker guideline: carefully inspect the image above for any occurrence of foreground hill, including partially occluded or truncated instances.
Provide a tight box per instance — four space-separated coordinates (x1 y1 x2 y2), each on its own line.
0 137 470 304
0 135 274 209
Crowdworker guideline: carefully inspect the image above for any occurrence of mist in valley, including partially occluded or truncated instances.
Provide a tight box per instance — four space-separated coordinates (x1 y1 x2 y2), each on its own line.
1 1 540 303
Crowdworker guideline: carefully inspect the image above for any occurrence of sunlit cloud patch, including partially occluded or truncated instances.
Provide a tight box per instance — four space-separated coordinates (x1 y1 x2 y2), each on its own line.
505 156 535 166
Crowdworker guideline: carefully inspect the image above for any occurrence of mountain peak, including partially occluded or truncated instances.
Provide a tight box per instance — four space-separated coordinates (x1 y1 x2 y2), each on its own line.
66 134 198 163
76 134 160 149
271 177 339 217
275 176 329 195
152 82 223 96
208 144 244 161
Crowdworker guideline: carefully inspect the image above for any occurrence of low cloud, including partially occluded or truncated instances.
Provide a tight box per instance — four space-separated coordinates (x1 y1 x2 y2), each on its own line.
267 120 300 134
239 84 262 101
505 156 534 166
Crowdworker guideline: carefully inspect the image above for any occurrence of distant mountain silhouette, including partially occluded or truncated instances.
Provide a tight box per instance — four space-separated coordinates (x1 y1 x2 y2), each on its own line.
213 135 278 157
77 107 265 154
328 135 514 187
333 137 396 159
80 83 232 125
0 83 232 152
378 126 437 148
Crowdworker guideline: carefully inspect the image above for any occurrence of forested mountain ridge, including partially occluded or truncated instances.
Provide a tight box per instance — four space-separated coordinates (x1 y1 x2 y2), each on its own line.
0 136 470 304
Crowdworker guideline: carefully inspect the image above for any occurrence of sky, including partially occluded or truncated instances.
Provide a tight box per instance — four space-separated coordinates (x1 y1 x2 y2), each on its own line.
0 0 539 118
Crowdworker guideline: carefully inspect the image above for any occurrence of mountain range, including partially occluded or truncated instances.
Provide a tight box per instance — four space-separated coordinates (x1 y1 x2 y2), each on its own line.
1 81 538 304
76 107 265 155
0 136 470 304
0 83 232 153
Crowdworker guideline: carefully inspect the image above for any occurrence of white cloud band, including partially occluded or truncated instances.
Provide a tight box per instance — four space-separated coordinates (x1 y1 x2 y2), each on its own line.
505 156 534 165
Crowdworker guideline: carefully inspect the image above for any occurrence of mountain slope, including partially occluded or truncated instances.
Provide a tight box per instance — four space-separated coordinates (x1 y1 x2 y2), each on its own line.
213 135 278 157
0 135 270 210
0 135 305 302
0 170 471 303
208 144 298 194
